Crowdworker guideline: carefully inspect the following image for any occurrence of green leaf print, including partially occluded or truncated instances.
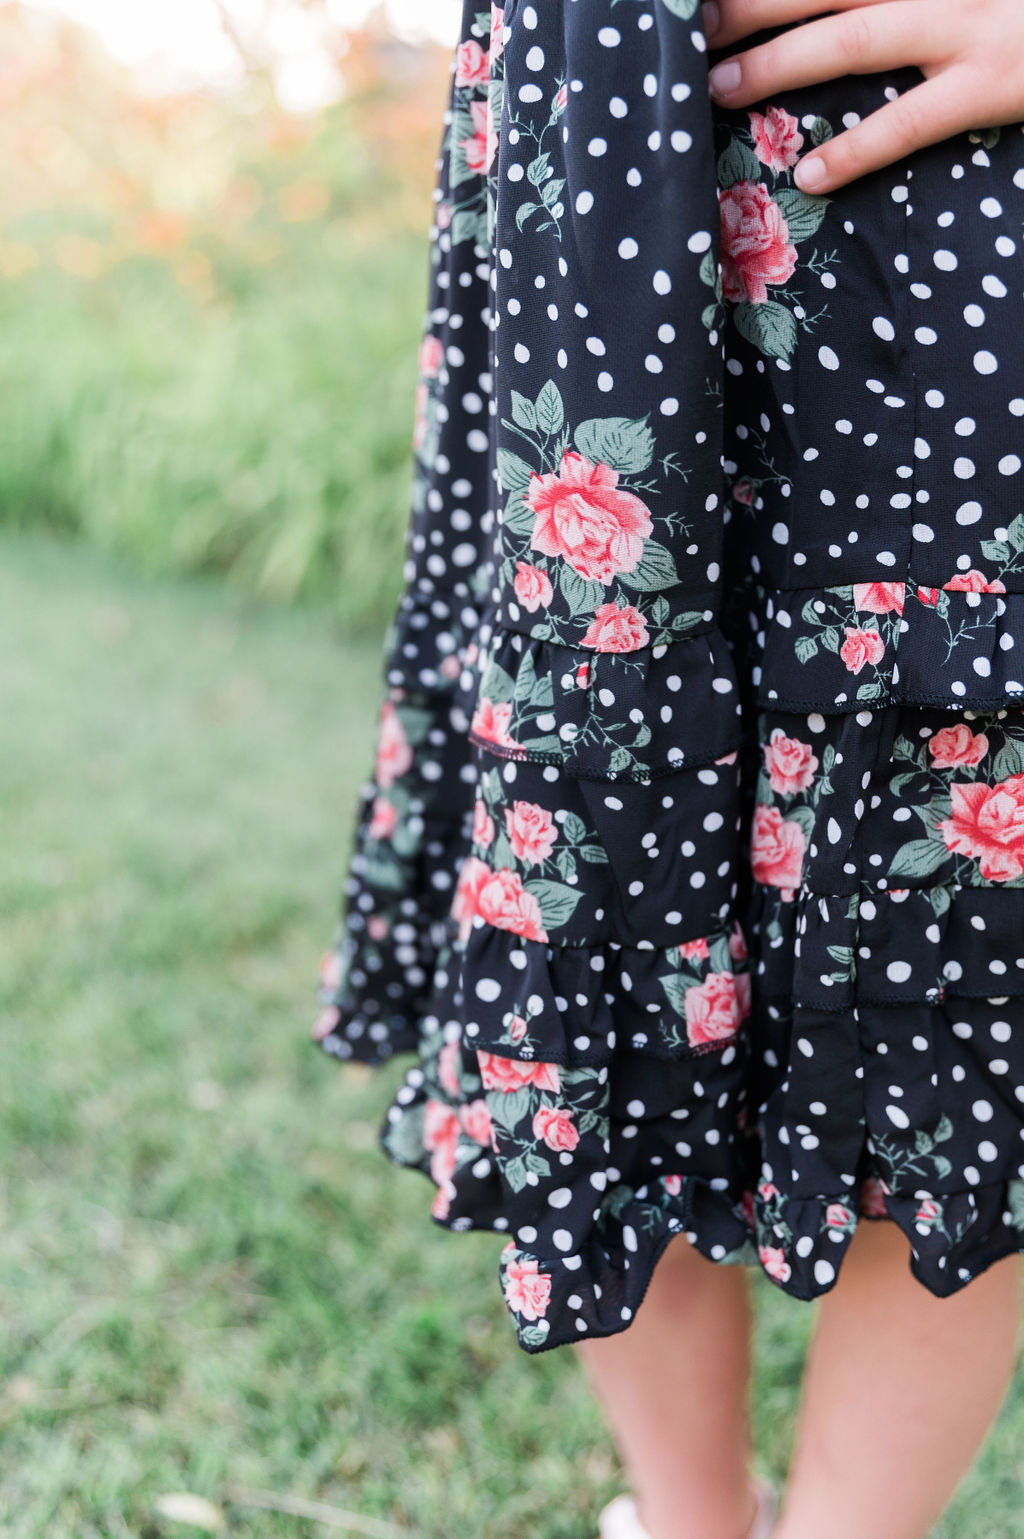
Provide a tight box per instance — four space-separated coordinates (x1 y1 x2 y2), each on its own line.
621 540 680 592
888 838 948 881
795 635 819 664
981 539 1012 564
535 378 565 435
659 973 691 1018
934 1114 954 1143
658 0 700 16
733 300 798 362
1007 513 1024 551
451 207 487 247
578 844 611 863
498 447 536 494
479 657 517 704
519 1323 550 1346
809 116 834 146
560 567 606 616
502 1155 531 1194
527 152 552 187
490 832 516 870
561 811 588 844
511 390 538 431
574 415 655 473
717 137 760 189
503 491 537 537
774 187 830 242
524 878 584 928
1008 1179 1024 1230
516 200 543 231
994 740 1024 780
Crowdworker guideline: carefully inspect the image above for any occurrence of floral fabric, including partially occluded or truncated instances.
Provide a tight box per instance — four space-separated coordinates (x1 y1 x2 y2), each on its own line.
315 0 1024 1353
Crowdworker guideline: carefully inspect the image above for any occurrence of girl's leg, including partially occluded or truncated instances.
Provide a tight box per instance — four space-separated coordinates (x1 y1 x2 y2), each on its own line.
575 1232 759 1539
774 1217 1023 1539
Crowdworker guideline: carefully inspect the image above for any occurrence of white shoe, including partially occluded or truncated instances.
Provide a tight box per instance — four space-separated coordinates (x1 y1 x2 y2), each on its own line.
597 1475 779 1539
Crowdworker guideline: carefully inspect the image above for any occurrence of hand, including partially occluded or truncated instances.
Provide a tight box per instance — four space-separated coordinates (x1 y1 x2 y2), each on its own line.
703 0 1024 192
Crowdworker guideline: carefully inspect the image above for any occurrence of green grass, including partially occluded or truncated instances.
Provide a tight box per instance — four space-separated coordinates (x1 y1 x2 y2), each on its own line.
0 229 425 629
2 532 1024 1538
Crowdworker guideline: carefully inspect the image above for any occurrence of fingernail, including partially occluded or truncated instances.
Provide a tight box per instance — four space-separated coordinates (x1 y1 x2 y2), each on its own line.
708 58 741 97
794 155 826 189
701 1 720 38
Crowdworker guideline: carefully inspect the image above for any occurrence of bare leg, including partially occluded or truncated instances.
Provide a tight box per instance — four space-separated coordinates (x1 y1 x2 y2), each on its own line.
575 1232 760 1539
774 1217 1023 1539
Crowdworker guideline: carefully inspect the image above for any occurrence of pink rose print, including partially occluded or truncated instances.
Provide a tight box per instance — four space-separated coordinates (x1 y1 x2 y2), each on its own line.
763 727 819 795
368 796 399 840
477 867 549 940
678 937 710 962
470 696 519 748
940 776 1024 882
319 950 342 992
684 972 747 1047
423 1099 460 1189
503 1253 552 1320
435 200 452 231
751 804 806 889
734 971 752 1023
716 749 739 766
759 1245 792 1283
928 725 990 768
581 601 651 653
513 561 554 612
451 854 493 941
859 1175 890 1217
527 449 654 583
853 581 905 616
731 477 755 506
375 699 413 788
477 1050 561 1093
915 1199 940 1224
664 1173 683 1196
312 1005 340 1041
553 81 568 115
454 37 489 88
459 99 494 175
839 626 885 676
418 333 444 379
505 800 557 866
489 4 504 65
728 922 749 962
758 1179 780 1199
720 180 798 304
508 1013 528 1043
412 381 429 451
459 1098 494 1147
944 570 1007 594
575 662 590 688
367 914 390 942
438 1039 461 1098
825 1203 852 1228
472 799 496 849
917 586 941 608
532 1104 580 1152
749 105 804 172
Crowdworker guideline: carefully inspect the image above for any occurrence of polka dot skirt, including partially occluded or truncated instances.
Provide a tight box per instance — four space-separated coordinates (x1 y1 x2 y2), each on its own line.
315 0 1024 1352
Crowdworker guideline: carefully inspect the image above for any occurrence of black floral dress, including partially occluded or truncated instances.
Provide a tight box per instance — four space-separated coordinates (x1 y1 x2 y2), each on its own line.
315 0 1024 1353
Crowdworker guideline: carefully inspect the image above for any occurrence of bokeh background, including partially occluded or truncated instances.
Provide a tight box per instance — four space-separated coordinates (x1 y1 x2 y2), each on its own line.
2 2 1023 1535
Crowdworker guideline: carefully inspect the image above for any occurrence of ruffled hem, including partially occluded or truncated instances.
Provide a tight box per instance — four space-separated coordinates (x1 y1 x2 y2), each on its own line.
750 581 1024 713
752 882 1024 1010
455 917 753 1063
377 1078 1024 1351
466 620 743 781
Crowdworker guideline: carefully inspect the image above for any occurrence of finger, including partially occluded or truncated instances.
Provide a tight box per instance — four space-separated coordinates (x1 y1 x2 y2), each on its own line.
704 0 903 53
707 1 951 107
791 67 974 192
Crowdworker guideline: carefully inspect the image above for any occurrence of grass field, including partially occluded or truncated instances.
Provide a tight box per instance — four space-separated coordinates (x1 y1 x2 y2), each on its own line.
3 531 1024 1539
